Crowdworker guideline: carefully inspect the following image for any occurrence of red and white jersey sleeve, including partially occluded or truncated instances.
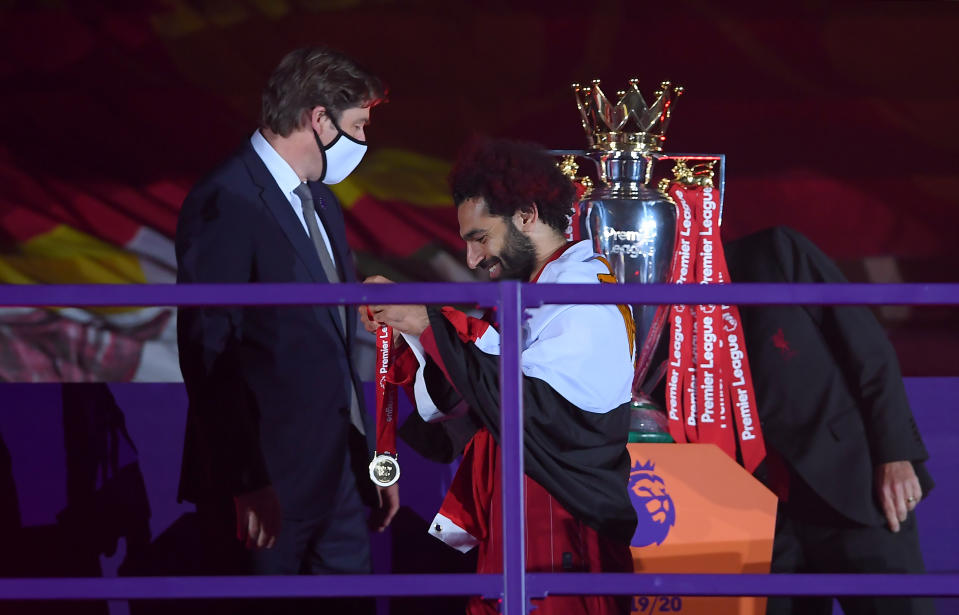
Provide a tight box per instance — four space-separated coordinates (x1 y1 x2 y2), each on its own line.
400 331 469 423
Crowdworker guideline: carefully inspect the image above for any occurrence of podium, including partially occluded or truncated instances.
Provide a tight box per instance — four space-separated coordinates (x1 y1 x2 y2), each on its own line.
628 443 778 615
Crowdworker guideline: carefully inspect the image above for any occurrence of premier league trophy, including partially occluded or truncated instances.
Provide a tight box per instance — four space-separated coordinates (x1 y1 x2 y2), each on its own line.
569 79 685 442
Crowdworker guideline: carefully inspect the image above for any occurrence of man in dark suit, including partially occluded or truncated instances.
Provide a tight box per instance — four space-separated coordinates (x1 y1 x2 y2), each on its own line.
175 47 398 601
724 226 934 615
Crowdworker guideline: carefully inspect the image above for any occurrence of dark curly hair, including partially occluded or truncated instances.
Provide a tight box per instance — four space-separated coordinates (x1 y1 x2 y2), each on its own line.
261 47 387 137
449 137 575 234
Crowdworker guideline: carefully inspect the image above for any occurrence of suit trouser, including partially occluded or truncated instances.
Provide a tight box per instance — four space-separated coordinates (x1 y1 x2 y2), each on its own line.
766 477 935 615
193 459 373 615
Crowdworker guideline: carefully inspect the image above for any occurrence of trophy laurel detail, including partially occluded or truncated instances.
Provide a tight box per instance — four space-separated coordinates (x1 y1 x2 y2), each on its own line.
569 79 686 443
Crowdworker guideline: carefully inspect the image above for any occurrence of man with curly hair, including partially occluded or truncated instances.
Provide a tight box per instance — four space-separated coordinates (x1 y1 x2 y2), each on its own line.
362 138 637 615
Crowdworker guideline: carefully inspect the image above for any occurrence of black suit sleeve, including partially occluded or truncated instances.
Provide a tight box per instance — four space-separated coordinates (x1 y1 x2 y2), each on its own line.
397 351 481 463
176 186 270 496
398 411 481 464
772 227 929 466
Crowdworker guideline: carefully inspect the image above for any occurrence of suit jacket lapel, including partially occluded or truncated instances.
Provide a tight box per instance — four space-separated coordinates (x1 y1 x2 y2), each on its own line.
242 144 327 282
311 184 357 344
240 144 348 344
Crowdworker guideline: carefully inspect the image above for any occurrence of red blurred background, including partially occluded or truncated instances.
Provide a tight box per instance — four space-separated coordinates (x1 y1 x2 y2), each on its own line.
1 0 957 378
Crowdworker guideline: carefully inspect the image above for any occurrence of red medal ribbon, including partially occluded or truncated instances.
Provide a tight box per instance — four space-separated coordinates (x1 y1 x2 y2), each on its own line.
694 185 734 457
713 228 767 472
665 186 700 443
375 325 398 456
665 182 765 470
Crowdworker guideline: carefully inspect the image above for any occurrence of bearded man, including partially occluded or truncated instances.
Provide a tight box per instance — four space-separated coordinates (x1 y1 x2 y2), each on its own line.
361 138 637 615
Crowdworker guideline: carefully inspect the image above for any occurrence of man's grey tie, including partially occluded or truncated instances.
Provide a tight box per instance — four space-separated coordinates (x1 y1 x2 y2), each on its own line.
294 182 365 436
294 183 345 327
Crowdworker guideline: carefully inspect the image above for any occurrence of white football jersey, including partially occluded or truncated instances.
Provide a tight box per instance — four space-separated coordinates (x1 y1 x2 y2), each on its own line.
405 240 634 420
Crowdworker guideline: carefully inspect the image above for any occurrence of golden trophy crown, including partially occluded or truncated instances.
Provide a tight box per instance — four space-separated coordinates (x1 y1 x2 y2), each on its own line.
572 79 684 153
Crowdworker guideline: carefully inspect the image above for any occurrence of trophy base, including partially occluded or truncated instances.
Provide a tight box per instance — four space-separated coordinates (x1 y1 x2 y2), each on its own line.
628 395 674 444
628 430 674 443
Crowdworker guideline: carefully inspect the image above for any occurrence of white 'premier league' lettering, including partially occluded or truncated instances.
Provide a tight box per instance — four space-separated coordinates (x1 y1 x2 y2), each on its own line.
378 328 390 375
378 328 393 424
699 316 716 424
699 187 716 283
727 333 756 440
668 314 684 420
603 226 647 242
686 369 697 427
603 225 652 259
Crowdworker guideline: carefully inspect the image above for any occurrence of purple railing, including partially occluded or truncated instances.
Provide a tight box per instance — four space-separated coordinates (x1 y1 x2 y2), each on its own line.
2 281 959 614
2 282 959 307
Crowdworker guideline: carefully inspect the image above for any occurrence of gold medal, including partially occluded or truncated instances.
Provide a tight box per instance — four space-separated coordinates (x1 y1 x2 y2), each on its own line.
369 454 400 487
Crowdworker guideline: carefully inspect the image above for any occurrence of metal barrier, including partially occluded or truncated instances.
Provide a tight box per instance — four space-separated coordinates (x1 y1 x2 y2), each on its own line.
2 281 959 614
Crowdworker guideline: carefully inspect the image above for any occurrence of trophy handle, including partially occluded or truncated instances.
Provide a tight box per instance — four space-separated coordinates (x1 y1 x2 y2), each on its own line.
549 149 602 191
550 150 726 224
654 153 726 226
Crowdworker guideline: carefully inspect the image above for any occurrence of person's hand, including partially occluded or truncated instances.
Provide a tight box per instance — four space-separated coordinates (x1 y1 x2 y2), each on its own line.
875 460 922 533
360 275 429 336
234 485 282 549
370 483 400 532
358 276 387 335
